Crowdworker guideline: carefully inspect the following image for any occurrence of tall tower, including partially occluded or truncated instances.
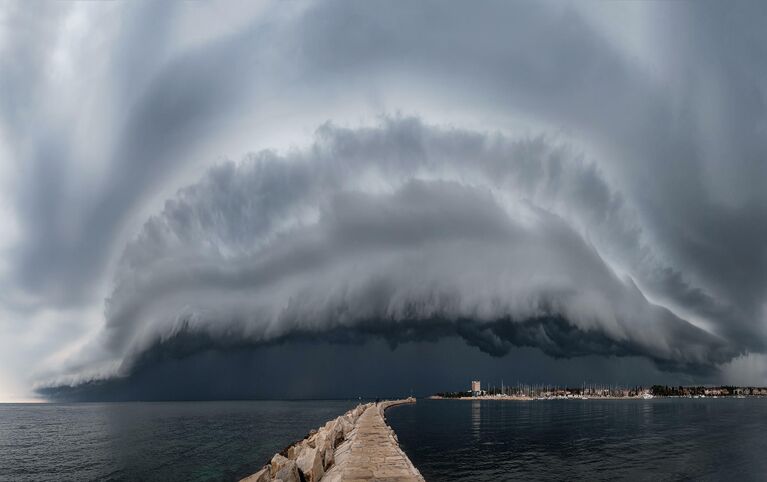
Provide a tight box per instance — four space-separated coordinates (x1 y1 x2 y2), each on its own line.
471 380 481 396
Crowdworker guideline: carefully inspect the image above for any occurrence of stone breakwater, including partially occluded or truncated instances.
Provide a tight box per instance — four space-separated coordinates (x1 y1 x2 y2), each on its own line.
241 398 423 482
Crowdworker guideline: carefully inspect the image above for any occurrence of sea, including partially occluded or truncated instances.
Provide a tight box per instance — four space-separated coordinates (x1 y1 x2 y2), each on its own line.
0 400 357 482
2 398 767 481
386 398 767 481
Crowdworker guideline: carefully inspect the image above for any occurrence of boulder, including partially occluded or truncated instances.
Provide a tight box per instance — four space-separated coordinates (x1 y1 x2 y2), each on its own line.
340 417 354 437
313 432 334 469
310 433 323 454
306 433 318 449
240 466 270 482
275 459 300 482
331 425 344 448
322 442 334 469
270 454 290 477
287 442 304 460
296 446 324 482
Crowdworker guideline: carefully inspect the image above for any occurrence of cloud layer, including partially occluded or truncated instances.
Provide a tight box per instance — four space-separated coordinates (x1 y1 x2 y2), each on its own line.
84 118 732 384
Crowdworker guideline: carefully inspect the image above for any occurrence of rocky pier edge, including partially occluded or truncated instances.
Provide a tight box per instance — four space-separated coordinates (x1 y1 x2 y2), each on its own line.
240 398 423 482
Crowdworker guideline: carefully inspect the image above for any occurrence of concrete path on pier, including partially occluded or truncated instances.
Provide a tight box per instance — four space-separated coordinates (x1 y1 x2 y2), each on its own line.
322 399 424 482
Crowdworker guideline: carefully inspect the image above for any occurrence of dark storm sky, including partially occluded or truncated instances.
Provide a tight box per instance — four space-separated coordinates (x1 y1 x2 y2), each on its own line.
1 1 766 401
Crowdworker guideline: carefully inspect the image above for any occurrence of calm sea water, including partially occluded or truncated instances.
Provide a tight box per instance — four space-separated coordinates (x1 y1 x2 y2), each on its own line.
4 398 767 481
0 400 357 482
386 398 767 481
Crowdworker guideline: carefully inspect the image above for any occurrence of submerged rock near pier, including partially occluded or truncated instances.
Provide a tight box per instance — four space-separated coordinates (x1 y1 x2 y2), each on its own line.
241 398 423 482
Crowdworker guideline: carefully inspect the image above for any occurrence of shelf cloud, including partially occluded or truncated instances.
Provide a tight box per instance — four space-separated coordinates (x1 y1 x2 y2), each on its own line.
97 119 734 379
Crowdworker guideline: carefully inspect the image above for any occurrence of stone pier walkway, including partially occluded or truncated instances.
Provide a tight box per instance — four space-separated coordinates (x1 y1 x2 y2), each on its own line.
322 399 424 482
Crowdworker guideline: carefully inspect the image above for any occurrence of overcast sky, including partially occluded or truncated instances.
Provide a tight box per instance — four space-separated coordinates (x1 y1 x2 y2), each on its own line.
2 1 767 401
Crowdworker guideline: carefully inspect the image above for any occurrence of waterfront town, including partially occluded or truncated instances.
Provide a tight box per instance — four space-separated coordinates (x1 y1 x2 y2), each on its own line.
430 380 767 400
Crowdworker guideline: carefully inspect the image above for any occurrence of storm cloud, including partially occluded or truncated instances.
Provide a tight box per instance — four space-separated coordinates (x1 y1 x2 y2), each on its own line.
0 1 766 400
93 119 734 383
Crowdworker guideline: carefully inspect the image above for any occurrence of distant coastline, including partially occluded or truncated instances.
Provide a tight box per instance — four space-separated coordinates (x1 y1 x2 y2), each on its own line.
431 383 767 401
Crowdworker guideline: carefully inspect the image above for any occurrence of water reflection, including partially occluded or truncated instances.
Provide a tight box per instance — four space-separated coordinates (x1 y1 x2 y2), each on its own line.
471 400 481 439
